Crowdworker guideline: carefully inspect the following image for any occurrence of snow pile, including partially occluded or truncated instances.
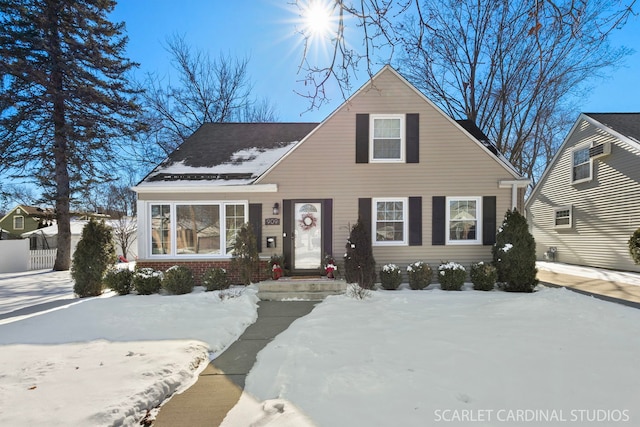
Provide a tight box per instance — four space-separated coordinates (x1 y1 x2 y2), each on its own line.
538 261 640 286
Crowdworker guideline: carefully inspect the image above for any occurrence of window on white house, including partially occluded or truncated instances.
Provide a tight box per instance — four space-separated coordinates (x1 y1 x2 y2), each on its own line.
572 145 592 183
554 206 572 228
374 198 407 245
149 202 247 257
13 216 24 230
371 115 404 162
446 197 481 244
151 205 171 254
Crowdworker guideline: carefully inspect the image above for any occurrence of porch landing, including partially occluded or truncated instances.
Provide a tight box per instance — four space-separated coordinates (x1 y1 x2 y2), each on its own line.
257 277 347 301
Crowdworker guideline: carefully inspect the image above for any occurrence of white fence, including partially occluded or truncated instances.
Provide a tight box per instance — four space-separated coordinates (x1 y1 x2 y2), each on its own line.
30 249 57 270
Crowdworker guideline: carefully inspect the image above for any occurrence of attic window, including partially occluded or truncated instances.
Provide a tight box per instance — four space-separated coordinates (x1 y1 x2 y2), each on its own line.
370 115 405 162
571 144 592 184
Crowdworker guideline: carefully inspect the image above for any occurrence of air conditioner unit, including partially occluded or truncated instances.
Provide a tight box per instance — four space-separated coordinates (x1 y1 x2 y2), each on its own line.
589 142 611 159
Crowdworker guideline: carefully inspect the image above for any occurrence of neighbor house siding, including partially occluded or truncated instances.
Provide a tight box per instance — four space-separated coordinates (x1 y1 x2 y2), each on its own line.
527 117 640 272
259 69 516 269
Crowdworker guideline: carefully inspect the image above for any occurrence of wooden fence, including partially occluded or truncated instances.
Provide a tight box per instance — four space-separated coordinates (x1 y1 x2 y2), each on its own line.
30 249 57 270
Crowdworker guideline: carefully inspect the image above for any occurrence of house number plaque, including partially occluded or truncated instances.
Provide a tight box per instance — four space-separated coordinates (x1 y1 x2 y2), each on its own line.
265 218 280 226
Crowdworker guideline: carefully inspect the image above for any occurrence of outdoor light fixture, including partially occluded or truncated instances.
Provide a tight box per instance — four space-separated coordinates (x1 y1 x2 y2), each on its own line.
273 202 280 215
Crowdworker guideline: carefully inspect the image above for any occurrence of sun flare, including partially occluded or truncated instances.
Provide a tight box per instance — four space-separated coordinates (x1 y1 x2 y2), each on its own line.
301 0 336 39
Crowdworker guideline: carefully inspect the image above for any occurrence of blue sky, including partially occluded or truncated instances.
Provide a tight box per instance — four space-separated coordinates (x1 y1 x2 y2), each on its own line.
111 1 640 123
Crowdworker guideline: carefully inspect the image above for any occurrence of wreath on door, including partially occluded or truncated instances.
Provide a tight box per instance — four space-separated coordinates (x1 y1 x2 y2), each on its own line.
298 212 317 231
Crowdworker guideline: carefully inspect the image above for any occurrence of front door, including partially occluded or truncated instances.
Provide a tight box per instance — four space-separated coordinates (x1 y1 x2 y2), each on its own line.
294 202 322 270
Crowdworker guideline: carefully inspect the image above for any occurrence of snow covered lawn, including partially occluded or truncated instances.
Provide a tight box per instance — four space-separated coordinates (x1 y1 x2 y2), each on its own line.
0 270 258 426
0 269 76 316
224 286 640 426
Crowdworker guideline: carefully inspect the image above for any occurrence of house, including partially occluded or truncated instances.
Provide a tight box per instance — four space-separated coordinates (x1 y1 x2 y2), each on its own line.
525 113 640 273
0 205 54 239
132 66 529 282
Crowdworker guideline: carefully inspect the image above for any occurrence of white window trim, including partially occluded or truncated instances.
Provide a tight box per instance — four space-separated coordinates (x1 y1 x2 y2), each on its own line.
571 143 593 184
146 201 248 258
446 197 482 245
372 197 408 246
13 215 25 230
369 114 405 163
553 205 573 229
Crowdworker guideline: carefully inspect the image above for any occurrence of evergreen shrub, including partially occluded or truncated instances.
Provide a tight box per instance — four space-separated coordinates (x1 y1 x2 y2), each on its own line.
103 268 134 295
629 228 640 265
72 219 116 298
470 262 497 291
407 261 432 290
202 267 230 291
162 265 195 295
379 264 402 290
492 209 538 292
343 218 377 289
438 262 466 291
133 267 162 295
230 223 259 285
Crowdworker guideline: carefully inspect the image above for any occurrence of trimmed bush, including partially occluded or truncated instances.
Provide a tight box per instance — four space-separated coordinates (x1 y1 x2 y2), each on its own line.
492 209 538 292
202 267 230 291
162 265 195 295
438 262 466 291
230 223 259 285
380 264 402 290
470 262 497 291
629 227 640 265
133 268 162 295
407 262 432 290
103 268 134 295
72 219 116 298
344 218 377 289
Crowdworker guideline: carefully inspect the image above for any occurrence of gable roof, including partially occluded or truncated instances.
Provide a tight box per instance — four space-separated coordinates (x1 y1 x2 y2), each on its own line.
138 122 319 186
584 113 640 146
525 112 640 207
0 205 54 224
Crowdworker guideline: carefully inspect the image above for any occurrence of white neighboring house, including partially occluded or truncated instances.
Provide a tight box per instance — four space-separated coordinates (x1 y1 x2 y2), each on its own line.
21 218 137 260
525 113 640 272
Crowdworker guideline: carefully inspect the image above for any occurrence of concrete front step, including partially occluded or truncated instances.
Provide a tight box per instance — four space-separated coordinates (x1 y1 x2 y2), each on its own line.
257 278 347 300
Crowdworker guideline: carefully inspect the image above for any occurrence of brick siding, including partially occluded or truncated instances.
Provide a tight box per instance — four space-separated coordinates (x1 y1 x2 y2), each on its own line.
136 259 270 285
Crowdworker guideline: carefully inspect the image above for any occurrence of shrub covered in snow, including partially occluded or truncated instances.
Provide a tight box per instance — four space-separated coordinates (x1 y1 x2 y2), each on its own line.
343 218 377 289
103 268 134 295
346 283 372 300
438 262 466 291
492 209 538 292
202 267 230 291
162 265 195 295
72 219 117 298
379 264 402 290
230 223 259 285
133 268 162 295
629 228 640 265
470 262 497 291
407 261 432 290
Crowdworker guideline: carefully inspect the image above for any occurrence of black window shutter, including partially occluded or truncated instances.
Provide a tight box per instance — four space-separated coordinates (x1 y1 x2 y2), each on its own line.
408 196 422 246
356 114 369 163
482 196 497 246
249 203 262 252
282 200 292 269
323 199 333 257
406 114 419 163
358 198 372 239
432 196 446 245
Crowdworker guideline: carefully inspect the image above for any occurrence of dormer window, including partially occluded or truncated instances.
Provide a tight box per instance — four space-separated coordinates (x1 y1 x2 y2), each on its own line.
370 115 404 162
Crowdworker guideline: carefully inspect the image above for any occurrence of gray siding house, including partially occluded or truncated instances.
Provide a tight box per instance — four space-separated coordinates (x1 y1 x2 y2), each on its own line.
526 113 640 272
133 66 528 282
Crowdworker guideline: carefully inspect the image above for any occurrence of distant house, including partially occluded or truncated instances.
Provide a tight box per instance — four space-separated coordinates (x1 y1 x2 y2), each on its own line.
0 205 54 239
526 113 640 272
133 66 529 282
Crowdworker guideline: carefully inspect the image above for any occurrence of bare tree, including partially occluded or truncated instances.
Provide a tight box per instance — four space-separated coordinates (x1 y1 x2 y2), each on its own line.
139 35 278 165
292 0 636 180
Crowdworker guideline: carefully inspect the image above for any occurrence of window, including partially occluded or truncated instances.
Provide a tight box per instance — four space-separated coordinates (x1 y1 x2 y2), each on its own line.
13 216 24 230
554 206 572 228
572 145 592 183
371 115 404 162
149 202 247 257
373 198 408 245
446 197 481 244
